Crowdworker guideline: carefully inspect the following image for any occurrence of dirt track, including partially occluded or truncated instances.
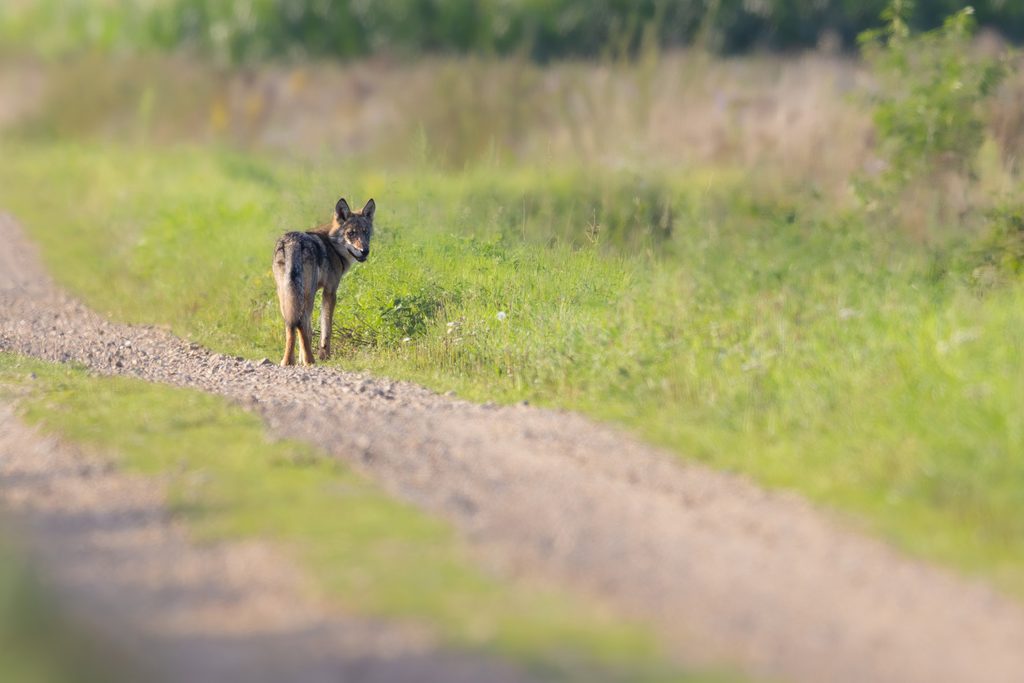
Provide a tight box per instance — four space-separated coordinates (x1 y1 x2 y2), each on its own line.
0 407 532 683
3 211 1024 683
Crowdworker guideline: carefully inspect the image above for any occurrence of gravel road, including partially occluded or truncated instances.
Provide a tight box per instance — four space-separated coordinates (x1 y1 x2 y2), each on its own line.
3 211 1024 683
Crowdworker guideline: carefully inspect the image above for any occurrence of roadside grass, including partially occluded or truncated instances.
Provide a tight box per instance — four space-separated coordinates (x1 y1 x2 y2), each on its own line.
1 141 1024 597
0 351 723 683
0 531 119 683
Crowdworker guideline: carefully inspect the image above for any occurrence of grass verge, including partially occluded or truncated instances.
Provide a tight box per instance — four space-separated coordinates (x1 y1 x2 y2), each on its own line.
1 140 1023 598
0 531 121 683
0 351 730 683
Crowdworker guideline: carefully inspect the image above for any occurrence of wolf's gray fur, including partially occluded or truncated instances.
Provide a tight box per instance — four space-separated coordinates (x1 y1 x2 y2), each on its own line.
272 197 375 366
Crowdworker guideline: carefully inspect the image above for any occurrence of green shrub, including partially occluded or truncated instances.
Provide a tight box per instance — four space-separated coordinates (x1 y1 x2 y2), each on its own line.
336 283 452 349
970 202 1024 283
855 2 1010 234
861 4 1006 187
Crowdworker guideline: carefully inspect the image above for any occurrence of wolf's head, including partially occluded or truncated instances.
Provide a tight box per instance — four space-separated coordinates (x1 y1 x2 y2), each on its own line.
330 197 375 263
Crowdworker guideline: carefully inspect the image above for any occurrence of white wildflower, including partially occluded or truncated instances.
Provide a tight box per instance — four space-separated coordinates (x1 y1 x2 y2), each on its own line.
936 327 981 355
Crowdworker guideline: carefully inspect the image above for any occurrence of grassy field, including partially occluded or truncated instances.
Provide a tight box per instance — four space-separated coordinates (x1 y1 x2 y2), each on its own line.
1 139 1023 597
0 351 727 683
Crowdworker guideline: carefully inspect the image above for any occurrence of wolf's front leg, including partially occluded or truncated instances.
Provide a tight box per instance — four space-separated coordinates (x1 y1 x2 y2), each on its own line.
319 290 336 360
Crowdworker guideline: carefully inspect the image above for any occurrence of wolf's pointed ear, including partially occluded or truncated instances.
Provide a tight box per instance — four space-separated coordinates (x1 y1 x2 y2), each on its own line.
361 198 376 221
335 197 352 222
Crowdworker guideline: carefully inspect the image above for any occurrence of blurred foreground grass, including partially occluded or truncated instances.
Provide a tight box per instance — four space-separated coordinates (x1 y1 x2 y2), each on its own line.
0 352 725 683
0 534 115 683
1 141 1022 596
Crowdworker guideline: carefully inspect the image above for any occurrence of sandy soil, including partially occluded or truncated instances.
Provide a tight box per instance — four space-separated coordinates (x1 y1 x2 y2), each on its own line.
3 211 1024 683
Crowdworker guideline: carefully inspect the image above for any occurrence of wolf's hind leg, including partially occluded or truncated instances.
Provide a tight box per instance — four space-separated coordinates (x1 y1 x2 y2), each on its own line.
297 321 315 366
281 325 297 366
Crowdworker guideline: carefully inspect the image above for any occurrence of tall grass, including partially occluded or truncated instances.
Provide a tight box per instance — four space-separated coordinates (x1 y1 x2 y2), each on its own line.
3 51 873 187
13 45 1020 214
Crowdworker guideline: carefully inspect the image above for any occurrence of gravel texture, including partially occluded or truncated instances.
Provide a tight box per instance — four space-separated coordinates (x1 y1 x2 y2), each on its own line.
3 211 1024 683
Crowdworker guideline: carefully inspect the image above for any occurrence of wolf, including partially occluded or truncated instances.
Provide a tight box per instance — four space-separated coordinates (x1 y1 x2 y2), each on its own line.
272 197 375 366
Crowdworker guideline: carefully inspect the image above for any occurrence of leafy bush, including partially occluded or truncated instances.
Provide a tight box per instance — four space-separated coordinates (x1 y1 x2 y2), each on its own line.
333 273 453 349
973 203 1024 282
859 3 1007 191
855 2 1010 237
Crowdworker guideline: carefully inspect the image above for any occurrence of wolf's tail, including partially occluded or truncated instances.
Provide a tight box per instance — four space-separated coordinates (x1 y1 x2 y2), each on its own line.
274 239 312 327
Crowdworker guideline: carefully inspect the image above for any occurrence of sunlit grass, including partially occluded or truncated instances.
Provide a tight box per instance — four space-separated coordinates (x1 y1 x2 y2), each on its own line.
1 140 1023 597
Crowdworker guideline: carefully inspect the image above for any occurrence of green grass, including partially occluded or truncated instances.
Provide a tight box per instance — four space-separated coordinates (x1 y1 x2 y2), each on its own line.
0 352 727 683
1 139 1023 598
0 531 121 683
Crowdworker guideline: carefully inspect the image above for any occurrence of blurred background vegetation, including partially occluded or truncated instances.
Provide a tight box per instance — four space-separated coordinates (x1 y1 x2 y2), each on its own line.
3 0 1024 62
